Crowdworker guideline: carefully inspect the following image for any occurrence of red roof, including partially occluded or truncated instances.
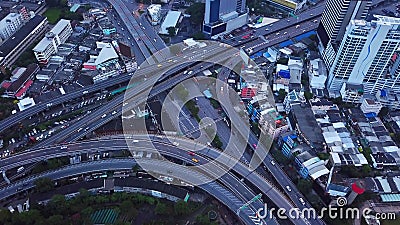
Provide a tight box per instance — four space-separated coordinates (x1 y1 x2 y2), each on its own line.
1 81 11 89
15 80 33 98
241 87 257 98
352 182 365 194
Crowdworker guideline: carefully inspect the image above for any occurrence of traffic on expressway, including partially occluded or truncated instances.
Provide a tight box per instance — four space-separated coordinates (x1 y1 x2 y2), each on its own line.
1 0 377 224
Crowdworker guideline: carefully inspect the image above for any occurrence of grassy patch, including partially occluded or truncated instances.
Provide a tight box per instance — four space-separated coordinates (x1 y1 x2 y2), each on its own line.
45 8 62 24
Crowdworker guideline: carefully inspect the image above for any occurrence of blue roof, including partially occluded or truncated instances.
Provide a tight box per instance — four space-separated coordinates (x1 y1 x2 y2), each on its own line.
279 70 290 78
263 52 271 58
294 31 316 41
364 112 377 118
380 89 387 97
279 40 294 48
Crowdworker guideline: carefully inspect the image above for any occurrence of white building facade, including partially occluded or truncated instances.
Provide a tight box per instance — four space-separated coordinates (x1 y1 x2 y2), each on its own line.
327 16 400 102
33 19 73 64
0 13 23 40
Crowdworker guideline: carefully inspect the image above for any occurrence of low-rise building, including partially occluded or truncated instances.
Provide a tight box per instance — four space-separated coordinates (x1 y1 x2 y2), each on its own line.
159 11 182 35
0 15 47 71
33 19 73 64
147 4 162 25
360 98 382 115
0 12 23 40
3 64 39 99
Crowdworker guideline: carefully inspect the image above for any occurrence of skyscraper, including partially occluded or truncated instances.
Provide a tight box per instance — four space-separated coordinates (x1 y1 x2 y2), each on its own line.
203 0 247 37
317 0 371 68
327 15 400 102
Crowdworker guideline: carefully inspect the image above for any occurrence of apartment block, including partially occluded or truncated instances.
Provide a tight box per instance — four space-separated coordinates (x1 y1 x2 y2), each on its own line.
33 19 73 64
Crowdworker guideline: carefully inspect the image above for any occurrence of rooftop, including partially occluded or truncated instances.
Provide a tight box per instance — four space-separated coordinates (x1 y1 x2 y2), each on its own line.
33 19 71 52
290 103 324 149
0 15 46 57
160 10 181 35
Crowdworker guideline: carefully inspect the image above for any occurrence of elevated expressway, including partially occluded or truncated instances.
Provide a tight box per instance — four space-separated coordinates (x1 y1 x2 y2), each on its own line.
0 158 268 225
1 134 304 225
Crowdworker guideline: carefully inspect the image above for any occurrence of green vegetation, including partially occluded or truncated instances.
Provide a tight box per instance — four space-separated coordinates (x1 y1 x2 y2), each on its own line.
192 32 205 40
34 177 55 193
296 179 313 194
276 57 289 65
317 152 330 160
212 135 223 149
0 97 15 121
176 84 189 101
167 26 176 37
277 89 287 101
340 165 372 178
32 157 70 174
247 0 277 17
186 3 205 25
209 99 220 109
44 0 83 24
304 91 314 100
0 191 202 225
44 8 62 24
185 99 200 121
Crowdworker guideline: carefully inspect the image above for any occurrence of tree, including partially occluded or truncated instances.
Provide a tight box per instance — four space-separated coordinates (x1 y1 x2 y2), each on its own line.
196 214 210 225
34 177 54 192
155 202 168 215
297 179 312 194
378 107 389 117
304 91 314 100
120 200 133 213
167 27 176 37
192 32 205 40
185 3 205 25
174 200 190 215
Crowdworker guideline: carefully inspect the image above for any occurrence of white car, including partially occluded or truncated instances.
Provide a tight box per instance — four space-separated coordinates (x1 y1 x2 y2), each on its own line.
271 160 276 166
101 114 107 118
286 186 292 192
299 197 305 205
112 111 117 115
60 146 67 149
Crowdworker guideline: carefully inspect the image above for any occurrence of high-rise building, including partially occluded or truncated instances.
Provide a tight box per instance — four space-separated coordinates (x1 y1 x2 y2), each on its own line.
203 0 247 37
0 13 23 40
317 0 371 68
33 19 73 64
327 15 400 102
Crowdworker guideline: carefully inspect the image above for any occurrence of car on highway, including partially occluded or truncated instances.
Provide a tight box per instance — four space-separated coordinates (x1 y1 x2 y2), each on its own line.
188 71 193 75
271 160 276 166
252 143 257 148
286 186 292 192
188 151 195 156
17 167 25 173
101 114 107 118
112 111 117 115
299 197 305 205
192 158 199 163
60 146 67 149
153 38 156 42
157 64 162 68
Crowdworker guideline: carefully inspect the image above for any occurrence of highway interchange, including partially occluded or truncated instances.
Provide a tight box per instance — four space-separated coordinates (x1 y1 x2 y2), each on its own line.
0 1 336 224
